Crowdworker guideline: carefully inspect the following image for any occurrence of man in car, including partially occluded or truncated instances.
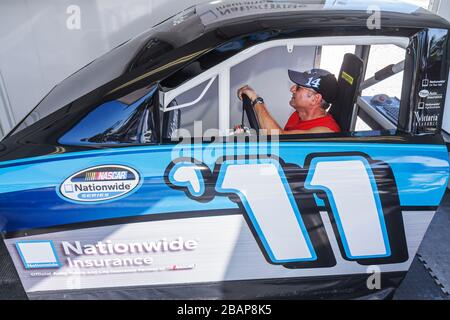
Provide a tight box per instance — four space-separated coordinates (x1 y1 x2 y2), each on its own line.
237 68 341 134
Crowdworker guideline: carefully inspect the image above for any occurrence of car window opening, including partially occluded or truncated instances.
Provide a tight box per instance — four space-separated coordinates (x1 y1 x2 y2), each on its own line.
161 38 408 142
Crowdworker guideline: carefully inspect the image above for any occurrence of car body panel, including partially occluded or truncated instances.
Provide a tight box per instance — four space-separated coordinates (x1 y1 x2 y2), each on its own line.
0 138 448 296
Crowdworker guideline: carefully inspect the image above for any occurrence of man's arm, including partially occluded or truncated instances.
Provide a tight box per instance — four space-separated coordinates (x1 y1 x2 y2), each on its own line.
237 85 284 133
253 103 283 133
237 86 333 135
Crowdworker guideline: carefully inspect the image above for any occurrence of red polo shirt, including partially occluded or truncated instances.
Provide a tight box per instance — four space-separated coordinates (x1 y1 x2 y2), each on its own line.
284 112 341 133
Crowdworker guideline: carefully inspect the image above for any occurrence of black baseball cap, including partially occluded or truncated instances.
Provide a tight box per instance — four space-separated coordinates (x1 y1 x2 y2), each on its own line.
288 68 338 103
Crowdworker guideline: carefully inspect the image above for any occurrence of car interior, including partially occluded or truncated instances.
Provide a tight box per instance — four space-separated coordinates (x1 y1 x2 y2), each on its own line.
58 36 409 146
160 37 407 142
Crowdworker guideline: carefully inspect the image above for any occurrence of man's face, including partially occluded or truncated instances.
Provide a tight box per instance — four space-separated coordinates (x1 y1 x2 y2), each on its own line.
289 84 319 110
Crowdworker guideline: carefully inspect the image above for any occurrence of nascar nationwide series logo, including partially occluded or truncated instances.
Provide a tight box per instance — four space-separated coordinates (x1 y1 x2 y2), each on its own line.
59 165 140 202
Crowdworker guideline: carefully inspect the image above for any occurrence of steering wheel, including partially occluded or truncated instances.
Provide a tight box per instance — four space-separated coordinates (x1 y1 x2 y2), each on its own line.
242 94 260 134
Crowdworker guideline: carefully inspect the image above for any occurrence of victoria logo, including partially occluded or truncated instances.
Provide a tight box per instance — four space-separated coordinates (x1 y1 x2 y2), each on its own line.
60 165 140 203
414 111 439 126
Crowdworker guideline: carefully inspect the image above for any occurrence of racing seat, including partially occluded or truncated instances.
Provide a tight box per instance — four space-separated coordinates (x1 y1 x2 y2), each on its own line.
328 53 364 132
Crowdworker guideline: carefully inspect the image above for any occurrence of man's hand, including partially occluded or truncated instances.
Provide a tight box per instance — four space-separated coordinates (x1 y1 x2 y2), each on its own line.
237 85 258 102
233 124 247 134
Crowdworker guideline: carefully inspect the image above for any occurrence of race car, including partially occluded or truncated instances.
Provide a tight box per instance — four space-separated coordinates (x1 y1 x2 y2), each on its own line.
0 0 449 299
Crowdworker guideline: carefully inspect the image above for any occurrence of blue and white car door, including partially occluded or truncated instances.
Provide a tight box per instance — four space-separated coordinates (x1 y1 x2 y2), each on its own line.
0 137 448 294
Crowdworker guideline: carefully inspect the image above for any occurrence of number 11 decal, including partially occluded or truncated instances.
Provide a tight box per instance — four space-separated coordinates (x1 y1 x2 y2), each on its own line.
166 152 408 268
303 152 408 266
306 156 390 259
216 158 318 263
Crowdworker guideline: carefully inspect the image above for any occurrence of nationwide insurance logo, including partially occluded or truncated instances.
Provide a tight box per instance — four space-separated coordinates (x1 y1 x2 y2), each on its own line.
15 241 62 269
14 238 198 271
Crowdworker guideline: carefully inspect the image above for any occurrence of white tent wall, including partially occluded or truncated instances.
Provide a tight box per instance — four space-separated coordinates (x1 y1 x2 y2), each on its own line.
0 0 198 138
431 0 450 21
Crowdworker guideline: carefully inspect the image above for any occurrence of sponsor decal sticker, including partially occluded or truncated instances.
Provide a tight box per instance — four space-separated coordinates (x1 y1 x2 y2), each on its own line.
59 165 140 202
14 237 198 275
414 111 439 127
419 89 430 98
341 71 354 85
16 241 61 269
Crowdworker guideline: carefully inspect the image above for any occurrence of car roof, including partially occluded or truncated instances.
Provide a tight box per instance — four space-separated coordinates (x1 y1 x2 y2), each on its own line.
192 0 450 30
